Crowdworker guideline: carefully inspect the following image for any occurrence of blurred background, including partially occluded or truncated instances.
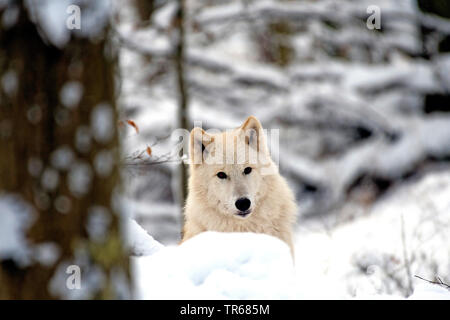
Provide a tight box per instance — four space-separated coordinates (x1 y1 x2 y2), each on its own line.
117 0 450 297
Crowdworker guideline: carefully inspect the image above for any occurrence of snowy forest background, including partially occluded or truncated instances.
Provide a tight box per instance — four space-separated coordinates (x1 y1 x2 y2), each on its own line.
0 0 450 299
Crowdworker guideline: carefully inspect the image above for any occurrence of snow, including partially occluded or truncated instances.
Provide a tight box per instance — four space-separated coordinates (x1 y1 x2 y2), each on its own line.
60 81 83 109
0 0 10 10
152 1 177 29
128 171 450 299
1 69 18 96
125 219 164 256
25 0 71 48
33 242 61 267
91 103 114 144
114 0 450 299
437 54 450 90
27 156 43 177
130 229 450 300
67 161 93 197
86 206 111 242
195 2 244 25
48 260 106 299
121 198 181 245
75 125 92 153
117 0 450 221
294 170 450 297
93 149 114 177
51 145 75 171
54 195 72 214
24 0 111 48
1 4 19 29
40 167 60 191
0 194 36 267
131 232 295 299
408 284 450 300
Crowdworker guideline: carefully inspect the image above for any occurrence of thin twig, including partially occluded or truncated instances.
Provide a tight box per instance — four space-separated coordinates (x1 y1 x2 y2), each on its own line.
415 275 450 290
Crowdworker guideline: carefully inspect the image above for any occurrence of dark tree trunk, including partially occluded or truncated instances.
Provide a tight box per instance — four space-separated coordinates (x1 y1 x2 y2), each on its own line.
134 0 154 22
174 0 189 214
0 3 130 299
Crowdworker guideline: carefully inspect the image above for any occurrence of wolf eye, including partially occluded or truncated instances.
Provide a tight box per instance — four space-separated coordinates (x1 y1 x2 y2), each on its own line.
244 167 252 175
217 172 227 179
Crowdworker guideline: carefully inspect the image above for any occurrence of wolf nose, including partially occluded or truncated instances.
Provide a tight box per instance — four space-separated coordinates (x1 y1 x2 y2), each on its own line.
235 197 251 212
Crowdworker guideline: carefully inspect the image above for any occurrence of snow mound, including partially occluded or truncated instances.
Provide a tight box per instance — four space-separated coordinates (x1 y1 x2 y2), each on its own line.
125 219 164 256
129 224 450 299
408 284 450 300
132 232 295 299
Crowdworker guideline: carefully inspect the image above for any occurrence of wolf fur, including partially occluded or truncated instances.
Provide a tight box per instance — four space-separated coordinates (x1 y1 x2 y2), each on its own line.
181 116 297 257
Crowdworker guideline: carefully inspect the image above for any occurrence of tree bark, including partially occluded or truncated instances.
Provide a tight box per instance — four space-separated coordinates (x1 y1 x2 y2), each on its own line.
0 3 130 299
134 0 154 23
174 0 189 214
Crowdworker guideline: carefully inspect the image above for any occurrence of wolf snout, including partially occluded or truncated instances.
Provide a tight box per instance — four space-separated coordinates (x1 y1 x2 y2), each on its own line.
235 197 251 212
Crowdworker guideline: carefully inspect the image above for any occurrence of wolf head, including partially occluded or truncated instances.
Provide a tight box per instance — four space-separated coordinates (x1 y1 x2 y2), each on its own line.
188 116 277 219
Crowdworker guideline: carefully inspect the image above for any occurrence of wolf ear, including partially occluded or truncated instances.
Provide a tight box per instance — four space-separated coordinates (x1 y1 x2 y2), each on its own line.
190 127 213 164
240 116 264 151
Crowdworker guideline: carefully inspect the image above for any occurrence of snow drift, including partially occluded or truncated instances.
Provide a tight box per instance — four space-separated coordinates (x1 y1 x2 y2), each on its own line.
128 223 450 300
131 231 295 299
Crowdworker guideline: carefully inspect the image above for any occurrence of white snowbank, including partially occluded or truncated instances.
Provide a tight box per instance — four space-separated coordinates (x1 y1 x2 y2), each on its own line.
408 284 450 300
130 228 450 300
125 219 164 256
294 171 450 298
353 283 450 300
129 171 450 301
128 170 450 299
132 232 295 299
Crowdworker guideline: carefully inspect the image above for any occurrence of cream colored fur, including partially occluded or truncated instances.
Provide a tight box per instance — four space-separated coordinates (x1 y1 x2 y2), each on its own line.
181 116 298 257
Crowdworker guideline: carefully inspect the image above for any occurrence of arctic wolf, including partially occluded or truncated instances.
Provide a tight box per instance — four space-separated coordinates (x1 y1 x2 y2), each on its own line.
181 116 297 257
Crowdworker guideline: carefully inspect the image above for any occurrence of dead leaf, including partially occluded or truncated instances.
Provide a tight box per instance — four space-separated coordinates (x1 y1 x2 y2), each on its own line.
126 120 139 134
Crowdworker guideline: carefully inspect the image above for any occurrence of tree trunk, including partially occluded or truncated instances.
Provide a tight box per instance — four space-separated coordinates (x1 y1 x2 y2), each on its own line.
174 0 189 214
134 0 154 23
0 2 130 299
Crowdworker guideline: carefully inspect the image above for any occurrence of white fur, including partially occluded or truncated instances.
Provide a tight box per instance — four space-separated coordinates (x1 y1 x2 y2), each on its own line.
181 116 298 257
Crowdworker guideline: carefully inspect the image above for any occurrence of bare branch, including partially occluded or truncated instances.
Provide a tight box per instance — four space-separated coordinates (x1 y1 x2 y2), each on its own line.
415 275 450 291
